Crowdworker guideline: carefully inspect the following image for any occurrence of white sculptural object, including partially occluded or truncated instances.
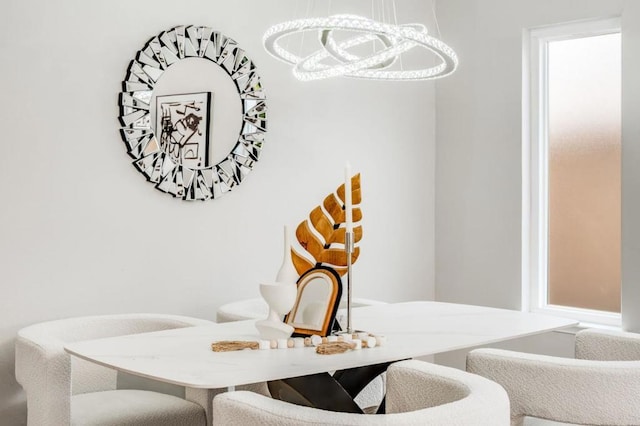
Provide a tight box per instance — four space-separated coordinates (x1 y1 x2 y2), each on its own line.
255 226 299 340
255 282 297 339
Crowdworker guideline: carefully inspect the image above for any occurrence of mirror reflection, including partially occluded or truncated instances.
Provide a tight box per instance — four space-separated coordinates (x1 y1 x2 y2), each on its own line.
149 58 243 169
293 277 333 330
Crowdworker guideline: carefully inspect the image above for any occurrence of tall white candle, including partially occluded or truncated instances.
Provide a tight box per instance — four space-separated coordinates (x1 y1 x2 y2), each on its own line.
344 162 353 233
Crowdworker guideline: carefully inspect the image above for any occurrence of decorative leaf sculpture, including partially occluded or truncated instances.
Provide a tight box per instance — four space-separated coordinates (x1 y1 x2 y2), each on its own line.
292 174 363 277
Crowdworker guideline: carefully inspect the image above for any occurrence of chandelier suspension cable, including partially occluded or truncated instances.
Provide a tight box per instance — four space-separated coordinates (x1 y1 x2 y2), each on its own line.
286 0 301 53
432 0 442 39
371 0 375 23
391 0 404 71
298 0 314 58
370 0 378 55
391 0 397 25
370 0 376 56
381 0 386 25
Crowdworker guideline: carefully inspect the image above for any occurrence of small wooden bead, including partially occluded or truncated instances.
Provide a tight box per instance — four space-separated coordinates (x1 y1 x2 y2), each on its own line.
304 337 312 347
321 337 328 344
258 340 271 350
270 340 278 349
287 339 295 348
311 335 322 346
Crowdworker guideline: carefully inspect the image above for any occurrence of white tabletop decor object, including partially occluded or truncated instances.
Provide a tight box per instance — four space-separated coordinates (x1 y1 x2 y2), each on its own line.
255 281 297 339
255 226 298 339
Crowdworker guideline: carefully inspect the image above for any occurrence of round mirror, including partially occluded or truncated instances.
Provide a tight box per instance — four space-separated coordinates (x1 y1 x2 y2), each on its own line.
118 25 267 200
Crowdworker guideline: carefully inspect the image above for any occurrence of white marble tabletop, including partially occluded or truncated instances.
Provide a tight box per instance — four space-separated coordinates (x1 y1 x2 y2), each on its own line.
64 301 577 389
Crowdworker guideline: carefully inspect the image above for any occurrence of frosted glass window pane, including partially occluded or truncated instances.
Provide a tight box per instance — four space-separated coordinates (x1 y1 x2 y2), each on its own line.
547 33 621 313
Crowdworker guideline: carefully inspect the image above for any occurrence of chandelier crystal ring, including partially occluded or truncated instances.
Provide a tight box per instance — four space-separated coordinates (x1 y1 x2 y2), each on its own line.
320 28 397 70
263 15 458 81
295 25 416 81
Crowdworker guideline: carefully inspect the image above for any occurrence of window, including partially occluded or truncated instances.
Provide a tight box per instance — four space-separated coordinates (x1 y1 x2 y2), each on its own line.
524 18 621 326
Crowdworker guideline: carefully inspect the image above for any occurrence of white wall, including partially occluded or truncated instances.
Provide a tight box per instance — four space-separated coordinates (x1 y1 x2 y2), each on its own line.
433 0 635 367
0 1 437 423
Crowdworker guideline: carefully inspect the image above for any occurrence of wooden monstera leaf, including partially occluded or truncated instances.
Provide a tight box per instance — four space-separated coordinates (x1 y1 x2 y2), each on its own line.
292 174 363 277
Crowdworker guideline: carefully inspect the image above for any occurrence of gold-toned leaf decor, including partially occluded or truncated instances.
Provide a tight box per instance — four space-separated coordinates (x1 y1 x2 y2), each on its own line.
292 174 362 277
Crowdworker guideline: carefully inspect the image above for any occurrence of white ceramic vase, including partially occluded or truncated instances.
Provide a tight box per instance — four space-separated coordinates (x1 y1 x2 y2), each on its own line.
275 225 299 284
255 225 299 340
255 282 297 339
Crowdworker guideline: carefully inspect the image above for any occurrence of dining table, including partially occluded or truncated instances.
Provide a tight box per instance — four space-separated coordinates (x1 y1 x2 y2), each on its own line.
65 301 578 423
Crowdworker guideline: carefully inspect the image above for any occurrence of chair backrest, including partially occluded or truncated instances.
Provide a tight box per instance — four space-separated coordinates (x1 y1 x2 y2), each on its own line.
15 313 212 426
576 328 640 361
212 360 510 425
468 344 640 425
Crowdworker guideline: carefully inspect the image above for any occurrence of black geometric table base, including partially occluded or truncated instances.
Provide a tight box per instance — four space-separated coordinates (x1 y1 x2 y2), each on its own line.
268 362 393 414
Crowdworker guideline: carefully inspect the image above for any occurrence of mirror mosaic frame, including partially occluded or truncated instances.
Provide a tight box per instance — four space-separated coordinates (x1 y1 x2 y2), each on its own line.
118 25 267 201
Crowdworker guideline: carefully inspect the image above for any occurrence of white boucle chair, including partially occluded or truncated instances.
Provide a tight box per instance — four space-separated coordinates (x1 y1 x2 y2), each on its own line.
15 313 212 426
211 359 511 425
466 329 640 426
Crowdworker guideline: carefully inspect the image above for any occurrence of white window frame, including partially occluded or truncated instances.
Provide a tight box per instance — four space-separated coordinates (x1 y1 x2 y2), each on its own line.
522 17 622 327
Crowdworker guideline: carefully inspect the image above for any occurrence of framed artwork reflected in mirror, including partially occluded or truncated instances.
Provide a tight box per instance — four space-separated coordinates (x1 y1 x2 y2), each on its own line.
156 92 211 169
284 266 342 337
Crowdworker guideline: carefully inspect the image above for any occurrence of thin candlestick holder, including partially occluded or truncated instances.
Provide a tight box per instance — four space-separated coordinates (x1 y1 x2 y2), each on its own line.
345 230 354 334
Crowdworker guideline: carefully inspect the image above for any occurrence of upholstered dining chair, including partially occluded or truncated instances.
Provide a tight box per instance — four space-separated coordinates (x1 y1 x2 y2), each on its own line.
467 328 640 426
211 359 510 425
15 313 212 426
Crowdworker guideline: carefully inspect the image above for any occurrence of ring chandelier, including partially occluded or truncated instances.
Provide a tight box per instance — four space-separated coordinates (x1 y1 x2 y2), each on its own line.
263 14 458 81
